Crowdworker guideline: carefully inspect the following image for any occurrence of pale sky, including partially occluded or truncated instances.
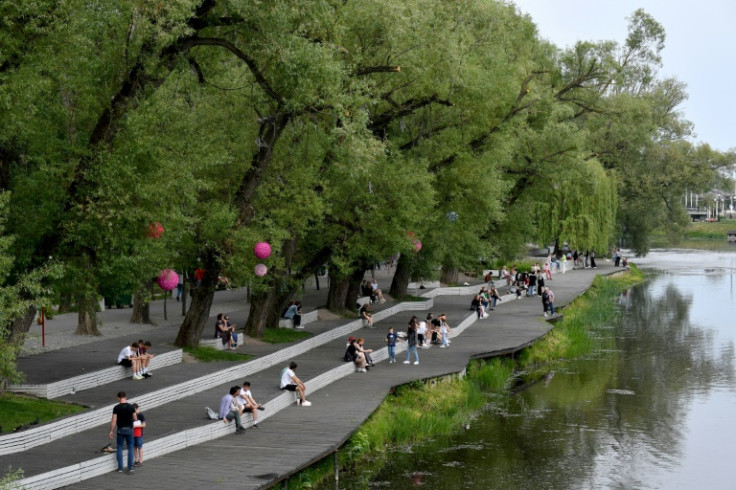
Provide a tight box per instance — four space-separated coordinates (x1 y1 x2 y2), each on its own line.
512 1 735 153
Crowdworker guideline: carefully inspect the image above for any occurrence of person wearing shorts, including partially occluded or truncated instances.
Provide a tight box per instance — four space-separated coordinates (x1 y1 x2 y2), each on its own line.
117 342 143 380
280 362 310 406
131 403 146 467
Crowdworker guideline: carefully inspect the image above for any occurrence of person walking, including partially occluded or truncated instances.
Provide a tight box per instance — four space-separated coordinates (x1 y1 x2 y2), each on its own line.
404 317 420 365
386 327 398 363
541 287 551 317
547 287 556 315
109 391 137 473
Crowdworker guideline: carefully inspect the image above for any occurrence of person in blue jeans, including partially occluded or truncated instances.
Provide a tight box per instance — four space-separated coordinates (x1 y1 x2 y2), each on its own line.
109 391 137 472
386 327 398 363
403 316 420 365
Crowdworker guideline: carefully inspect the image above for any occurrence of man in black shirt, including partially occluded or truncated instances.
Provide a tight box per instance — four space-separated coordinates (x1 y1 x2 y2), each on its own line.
109 391 137 472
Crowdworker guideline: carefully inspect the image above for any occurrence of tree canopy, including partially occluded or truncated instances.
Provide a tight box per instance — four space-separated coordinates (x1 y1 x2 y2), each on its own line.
0 0 733 388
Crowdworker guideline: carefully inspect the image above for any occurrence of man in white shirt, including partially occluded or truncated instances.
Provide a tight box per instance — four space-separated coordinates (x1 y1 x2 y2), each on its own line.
117 342 143 380
280 362 310 406
237 381 264 428
417 317 430 349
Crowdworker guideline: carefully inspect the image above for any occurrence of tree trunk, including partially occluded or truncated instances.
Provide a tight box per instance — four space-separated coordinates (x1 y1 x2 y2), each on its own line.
174 256 220 348
245 245 333 337
7 304 36 345
440 264 459 284
244 286 287 337
57 292 74 314
327 272 350 313
389 254 412 298
130 281 153 324
75 289 101 336
344 267 366 311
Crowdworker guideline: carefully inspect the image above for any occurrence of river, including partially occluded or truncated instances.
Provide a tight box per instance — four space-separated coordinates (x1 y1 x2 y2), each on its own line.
341 250 736 489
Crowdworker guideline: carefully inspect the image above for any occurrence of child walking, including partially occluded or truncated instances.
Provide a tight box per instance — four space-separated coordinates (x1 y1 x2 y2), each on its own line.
132 403 146 467
386 327 398 363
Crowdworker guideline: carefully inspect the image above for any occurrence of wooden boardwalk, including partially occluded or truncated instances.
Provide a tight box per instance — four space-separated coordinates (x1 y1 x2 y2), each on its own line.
5 264 618 489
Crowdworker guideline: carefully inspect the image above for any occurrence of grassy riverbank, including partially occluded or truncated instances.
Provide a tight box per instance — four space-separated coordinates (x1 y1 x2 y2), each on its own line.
650 220 736 250
288 267 643 489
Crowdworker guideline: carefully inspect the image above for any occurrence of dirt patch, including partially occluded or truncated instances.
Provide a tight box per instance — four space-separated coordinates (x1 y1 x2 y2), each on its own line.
238 334 267 346
317 308 342 321
181 351 199 363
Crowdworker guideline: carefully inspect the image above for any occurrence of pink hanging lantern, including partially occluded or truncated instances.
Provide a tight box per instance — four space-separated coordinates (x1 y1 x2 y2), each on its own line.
254 241 272 260
413 240 422 253
254 263 268 277
157 269 178 290
148 222 164 239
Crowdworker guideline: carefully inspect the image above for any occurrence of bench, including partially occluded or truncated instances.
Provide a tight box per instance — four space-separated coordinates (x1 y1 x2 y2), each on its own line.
7 349 183 399
278 309 318 328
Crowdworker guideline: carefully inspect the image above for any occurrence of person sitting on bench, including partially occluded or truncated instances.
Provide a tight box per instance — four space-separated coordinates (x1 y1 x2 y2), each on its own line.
117 342 144 380
284 300 303 329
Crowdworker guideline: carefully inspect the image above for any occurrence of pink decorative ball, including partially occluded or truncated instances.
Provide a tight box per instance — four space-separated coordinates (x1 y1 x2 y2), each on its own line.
254 263 268 277
254 242 272 260
413 240 422 252
148 222 164 239
157 269 178 291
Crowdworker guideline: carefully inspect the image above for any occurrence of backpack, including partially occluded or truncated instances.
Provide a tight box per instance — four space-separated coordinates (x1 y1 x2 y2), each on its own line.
343 347 355 362
484 272 491 282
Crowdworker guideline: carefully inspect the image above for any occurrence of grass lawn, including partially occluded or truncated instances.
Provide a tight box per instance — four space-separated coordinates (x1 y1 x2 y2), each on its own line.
262 328 312 344
0 393 85 434
183 346 255 362
651 219 736 250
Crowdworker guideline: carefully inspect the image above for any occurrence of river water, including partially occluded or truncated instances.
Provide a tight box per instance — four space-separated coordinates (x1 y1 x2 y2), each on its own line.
343 250 736 489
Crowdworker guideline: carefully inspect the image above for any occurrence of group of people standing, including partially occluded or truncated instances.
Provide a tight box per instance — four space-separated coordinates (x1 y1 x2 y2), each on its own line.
344 312 453 371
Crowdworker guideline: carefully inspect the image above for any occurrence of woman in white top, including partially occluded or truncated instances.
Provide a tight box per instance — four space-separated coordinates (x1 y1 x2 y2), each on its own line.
370 279 385 303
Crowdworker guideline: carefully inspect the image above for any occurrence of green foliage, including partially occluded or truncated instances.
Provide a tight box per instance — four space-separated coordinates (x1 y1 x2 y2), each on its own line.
261 328 312 344
182 346 255 363
0 393 84 434
0 466 23 490
0 0 731 371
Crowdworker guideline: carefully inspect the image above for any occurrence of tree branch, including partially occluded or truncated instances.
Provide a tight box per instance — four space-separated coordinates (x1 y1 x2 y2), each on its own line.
184 37 284 104
355 65 401 76
368 95 453 134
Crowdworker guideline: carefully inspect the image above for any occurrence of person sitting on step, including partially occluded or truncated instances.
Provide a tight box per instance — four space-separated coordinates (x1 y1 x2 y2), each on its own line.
237 381 264 428
284 300 303 329
360 302 374 328
280 362 311 406
135 340 155 378
218 386 246 434
117 342 144 380
371 279 386 303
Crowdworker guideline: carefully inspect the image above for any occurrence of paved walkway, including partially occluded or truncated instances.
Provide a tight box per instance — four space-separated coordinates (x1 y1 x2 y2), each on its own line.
6 263 620 489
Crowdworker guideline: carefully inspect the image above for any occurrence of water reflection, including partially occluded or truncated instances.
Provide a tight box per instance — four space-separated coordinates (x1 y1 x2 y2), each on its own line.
340 252 736 489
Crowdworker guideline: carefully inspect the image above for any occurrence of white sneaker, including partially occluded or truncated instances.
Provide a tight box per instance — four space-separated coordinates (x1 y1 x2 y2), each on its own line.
403 360 410 364
440 345 447 348
132 374 143 380
413 361 419 365
301 401 312 407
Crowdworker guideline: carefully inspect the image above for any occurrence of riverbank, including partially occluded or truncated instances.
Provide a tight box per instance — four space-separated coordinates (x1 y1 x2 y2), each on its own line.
291 267 643 489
